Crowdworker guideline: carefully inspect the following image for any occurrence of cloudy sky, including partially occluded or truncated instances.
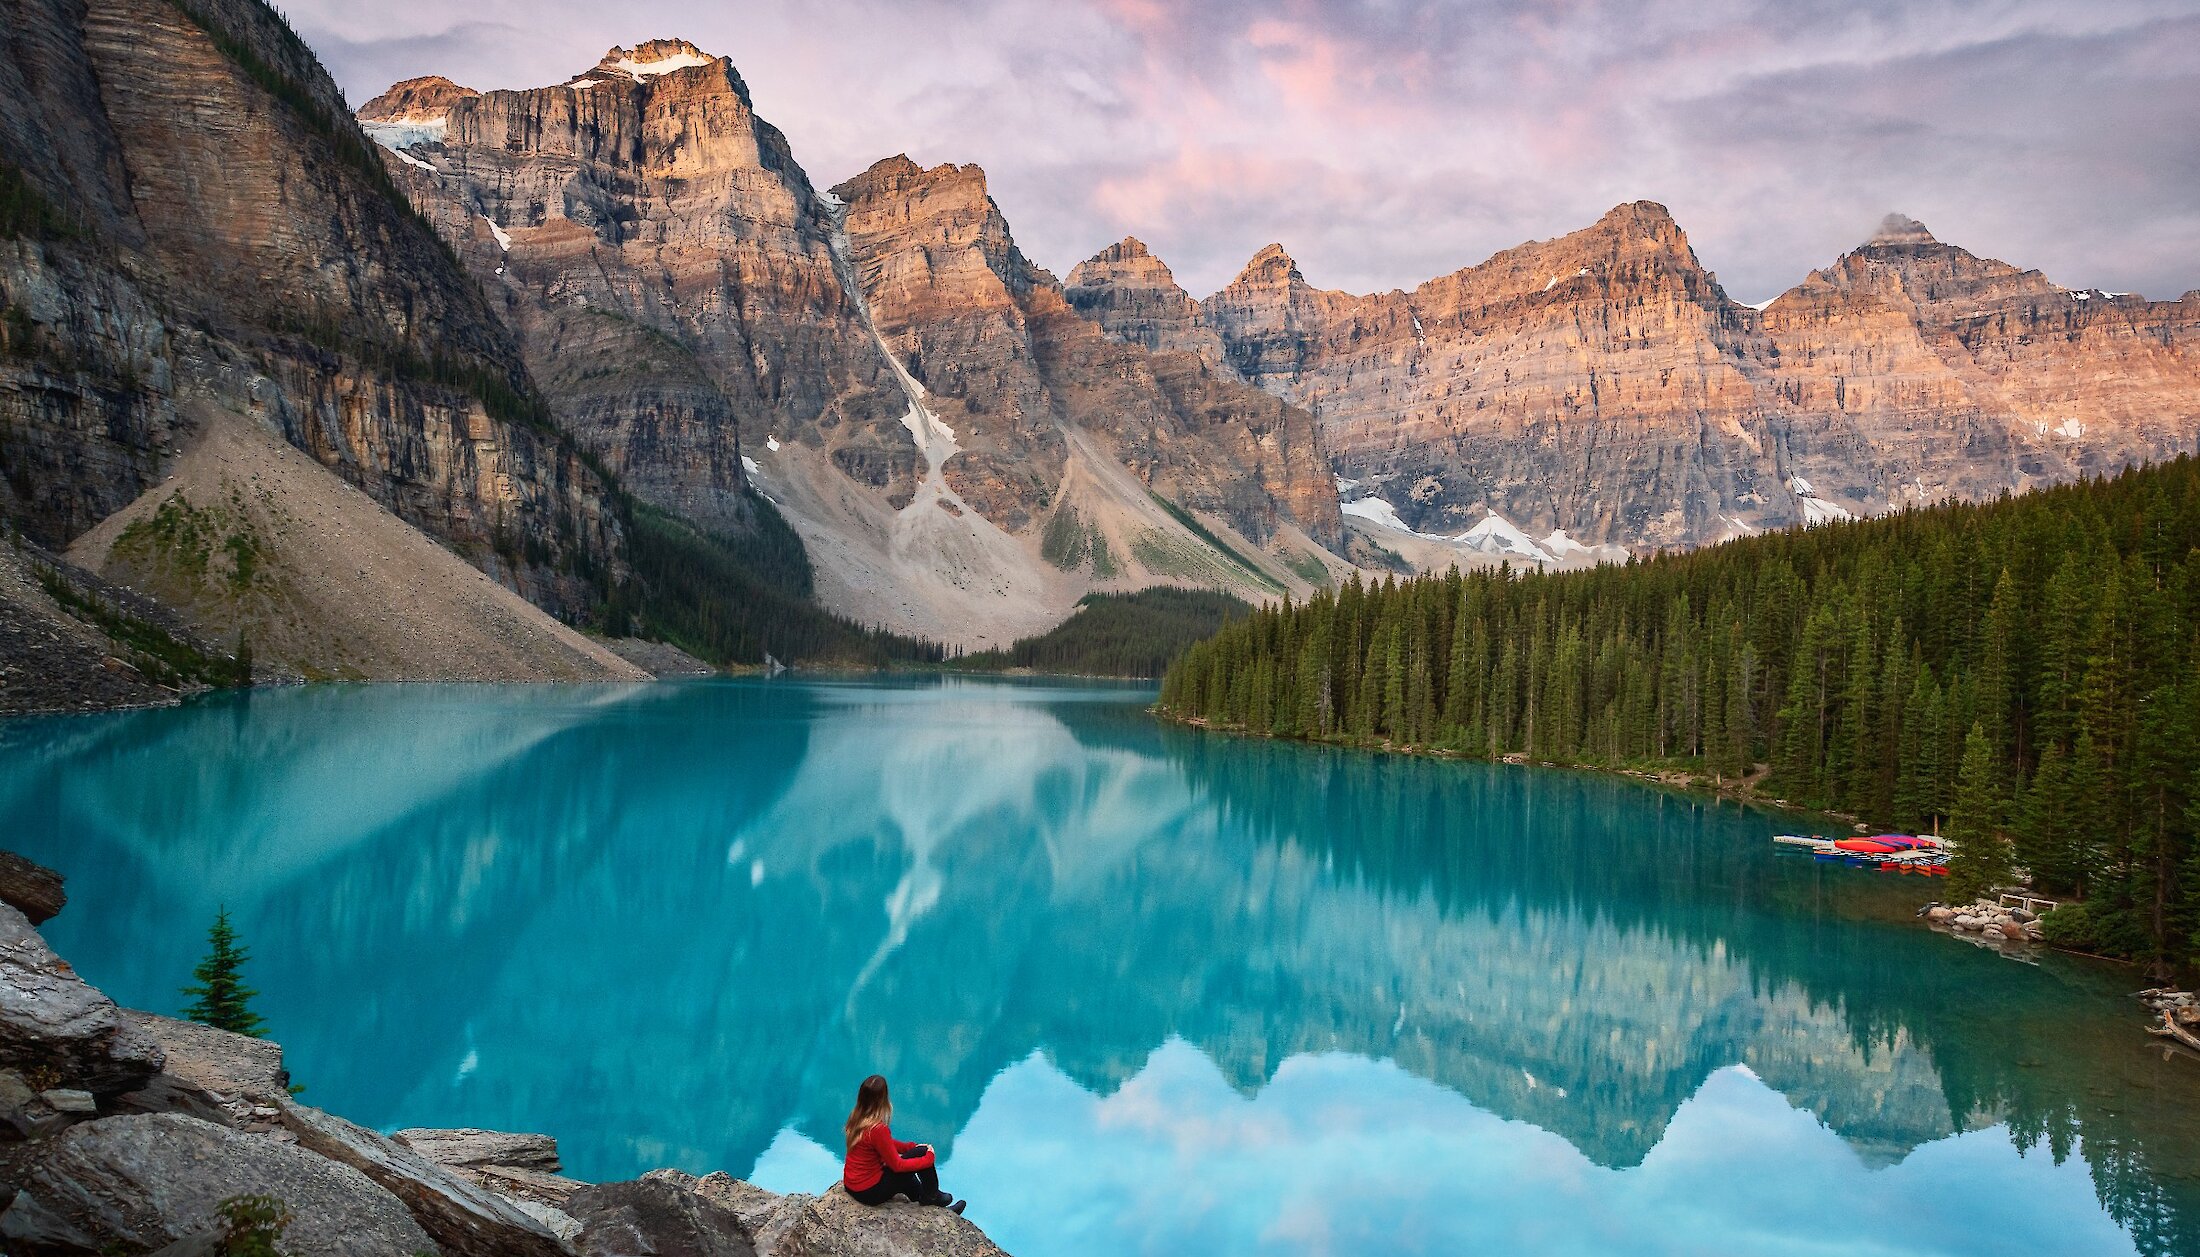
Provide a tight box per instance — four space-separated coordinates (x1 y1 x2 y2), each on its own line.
292 0 2199 304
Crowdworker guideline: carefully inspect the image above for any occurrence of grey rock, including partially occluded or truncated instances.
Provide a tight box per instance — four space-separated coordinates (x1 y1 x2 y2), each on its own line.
473 1163 590 1208
146 1234 225 1257
0 903 163 1095
0 1112 433 1256
39 1088 95 1114
278 1097 572 1257
769 1184 1007 1257
0 852 65 925
511 1197 585 1245
569 1172 756 1257
121 1010 289 1101
396 1125 562 1173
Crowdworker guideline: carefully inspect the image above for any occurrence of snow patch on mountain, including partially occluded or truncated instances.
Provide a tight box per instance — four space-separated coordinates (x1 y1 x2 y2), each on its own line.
1457 514 1554 565
361 118 446 151
606 50 714 79
1341 496 1427 536
1786 473 1855 525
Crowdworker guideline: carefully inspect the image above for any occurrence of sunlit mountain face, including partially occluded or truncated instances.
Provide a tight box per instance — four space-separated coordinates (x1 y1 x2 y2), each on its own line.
8 679 2195 1256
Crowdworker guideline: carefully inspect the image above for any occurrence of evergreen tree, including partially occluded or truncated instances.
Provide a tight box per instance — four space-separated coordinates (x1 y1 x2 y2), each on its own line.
1155 455 2200 962
181 908 267 1038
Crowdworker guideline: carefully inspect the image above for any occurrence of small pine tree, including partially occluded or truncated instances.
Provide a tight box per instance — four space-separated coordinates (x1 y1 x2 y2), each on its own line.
182 909 267 1038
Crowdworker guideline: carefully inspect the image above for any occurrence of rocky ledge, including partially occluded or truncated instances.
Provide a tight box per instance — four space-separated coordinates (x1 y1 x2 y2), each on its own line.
1920 898 2047 947
0 851 1011 1256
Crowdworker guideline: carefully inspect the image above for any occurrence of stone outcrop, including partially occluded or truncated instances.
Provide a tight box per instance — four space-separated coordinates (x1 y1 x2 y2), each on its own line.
0 852 64 925
277 1099 572 1257
1 1113 437 1256
0 903 162 1096
119 1010 288 1102
565 1172 1009 1257
568 1173 757 1256
396 1127 564 1174
1078 207 2200 550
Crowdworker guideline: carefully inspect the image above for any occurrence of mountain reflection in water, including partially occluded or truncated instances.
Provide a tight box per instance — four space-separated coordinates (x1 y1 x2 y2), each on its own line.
6 678 2195 1256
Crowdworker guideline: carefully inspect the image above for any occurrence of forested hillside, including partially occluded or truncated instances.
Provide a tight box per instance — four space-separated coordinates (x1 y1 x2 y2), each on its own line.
959 587 1247 678
1160 458 2200 969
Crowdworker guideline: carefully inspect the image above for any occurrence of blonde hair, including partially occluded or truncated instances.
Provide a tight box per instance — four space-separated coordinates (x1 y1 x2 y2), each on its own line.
844 1074 892 1152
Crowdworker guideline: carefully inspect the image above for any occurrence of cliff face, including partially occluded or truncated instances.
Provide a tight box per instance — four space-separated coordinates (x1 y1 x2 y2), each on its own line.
1761 215 2200 506
0 0 619 618
361 40 911 533
834 157 1342 549
1063 237 1227 367
1078 209 2200 551
370 59 1347 644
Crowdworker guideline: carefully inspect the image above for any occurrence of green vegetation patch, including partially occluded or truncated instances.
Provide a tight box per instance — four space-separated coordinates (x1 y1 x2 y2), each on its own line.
32 564 249 690
606 495 941 668
1145 491 1283 594
1282 548 1331 586
114 493 262 593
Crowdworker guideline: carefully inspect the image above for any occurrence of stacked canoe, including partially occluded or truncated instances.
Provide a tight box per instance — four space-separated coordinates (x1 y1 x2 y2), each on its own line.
1772 833 1950 875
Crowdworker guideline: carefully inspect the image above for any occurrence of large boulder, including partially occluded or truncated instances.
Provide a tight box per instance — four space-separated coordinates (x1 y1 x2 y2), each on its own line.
0 1112 433 1256
0 903 163 1095
568 1172 757 1257
765 1185 1007 1257
0 852 65 925
396 1125 562 1173
120 1010 289 1101
277 1097 573 1257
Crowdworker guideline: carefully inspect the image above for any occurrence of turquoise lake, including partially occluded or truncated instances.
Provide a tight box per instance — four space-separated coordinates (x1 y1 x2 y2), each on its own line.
5 677 2198 1256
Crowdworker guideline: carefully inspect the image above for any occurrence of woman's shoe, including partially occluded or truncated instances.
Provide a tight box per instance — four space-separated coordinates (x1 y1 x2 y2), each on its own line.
948 1200 967 1215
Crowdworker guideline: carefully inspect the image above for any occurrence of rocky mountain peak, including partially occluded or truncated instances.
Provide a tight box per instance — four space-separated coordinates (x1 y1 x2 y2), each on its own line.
356 75 478 123
1095 236 1152 263
1234 243 1303 288
1867 213 1938 247
586 38 720 82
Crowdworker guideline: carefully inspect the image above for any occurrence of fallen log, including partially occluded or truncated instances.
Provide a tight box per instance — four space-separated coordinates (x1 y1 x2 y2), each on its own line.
2146 1013 2200 1054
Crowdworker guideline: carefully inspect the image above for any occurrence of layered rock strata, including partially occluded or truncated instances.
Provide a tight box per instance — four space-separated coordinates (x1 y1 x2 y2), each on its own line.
0 0 621 620
364 53 1348 642
1074 209 2200 550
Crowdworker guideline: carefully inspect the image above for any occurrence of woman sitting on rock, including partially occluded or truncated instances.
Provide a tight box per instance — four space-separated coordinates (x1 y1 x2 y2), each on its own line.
842 1074 965 1214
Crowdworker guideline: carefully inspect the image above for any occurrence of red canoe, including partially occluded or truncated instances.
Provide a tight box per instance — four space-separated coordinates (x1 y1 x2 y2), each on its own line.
1868 835 1941 850
1835 839 1901 855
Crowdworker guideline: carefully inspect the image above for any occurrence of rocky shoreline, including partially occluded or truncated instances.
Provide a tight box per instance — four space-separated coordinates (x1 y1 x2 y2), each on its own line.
0 852 1009 1256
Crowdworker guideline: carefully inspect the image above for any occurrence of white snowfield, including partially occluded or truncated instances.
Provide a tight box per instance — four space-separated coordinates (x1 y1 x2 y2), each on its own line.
605 51 715 79
1339 489 1640 569
361 117 446 152
1787 474 1856 524
1457 514 1555 564
482 216 511 252
1341 496 1432 537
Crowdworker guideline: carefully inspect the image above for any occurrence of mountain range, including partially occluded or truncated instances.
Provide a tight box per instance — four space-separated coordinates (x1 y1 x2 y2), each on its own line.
3 7 2195 691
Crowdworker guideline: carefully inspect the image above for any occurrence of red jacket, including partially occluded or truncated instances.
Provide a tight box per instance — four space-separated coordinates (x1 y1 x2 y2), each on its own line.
843 1122 934 1192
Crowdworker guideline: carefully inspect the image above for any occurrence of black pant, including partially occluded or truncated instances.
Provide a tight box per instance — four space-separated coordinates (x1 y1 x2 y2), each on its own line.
850 1165 942 1206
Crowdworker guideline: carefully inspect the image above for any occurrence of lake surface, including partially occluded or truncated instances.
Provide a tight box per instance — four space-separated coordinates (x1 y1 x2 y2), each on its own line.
6 678 2198 1256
